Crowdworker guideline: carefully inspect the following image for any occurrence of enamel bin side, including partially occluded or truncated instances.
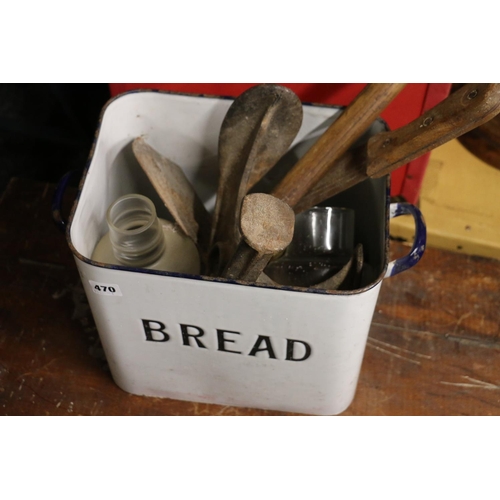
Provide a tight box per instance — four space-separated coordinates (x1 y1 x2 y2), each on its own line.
66 90 426 415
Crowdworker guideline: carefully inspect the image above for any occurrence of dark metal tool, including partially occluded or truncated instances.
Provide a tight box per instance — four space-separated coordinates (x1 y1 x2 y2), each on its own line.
209 84 303 275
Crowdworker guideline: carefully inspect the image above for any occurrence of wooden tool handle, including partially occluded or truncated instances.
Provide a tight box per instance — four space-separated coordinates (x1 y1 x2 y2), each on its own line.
366 83 500 178
292 147 368 214
271 83 406 208
294 83 500 213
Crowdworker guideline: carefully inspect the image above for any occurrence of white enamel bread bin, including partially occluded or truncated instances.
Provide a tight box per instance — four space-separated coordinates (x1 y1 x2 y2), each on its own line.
64 89 426 415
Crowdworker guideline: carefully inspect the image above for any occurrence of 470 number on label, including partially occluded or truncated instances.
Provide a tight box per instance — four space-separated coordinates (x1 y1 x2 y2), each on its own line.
89 280 123 296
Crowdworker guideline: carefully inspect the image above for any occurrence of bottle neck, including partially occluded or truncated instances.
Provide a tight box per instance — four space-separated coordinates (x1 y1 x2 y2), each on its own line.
106 194 166 267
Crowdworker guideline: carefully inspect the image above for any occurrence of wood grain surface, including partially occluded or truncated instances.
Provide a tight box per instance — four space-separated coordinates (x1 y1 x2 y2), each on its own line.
1 178 500 416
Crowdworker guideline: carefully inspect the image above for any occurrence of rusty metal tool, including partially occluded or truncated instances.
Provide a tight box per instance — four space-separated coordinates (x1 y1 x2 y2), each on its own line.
223 193 295 282
311 252 354 290
132 137 212 268
294 83 500 213
209 84 303 276
311 243 364 291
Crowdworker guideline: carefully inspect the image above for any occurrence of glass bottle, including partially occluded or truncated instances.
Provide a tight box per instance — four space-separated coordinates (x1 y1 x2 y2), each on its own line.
92 194 200 274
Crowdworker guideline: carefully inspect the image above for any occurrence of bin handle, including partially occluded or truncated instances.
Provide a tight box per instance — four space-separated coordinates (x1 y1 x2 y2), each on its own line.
52 169 80 233
385 202 426 278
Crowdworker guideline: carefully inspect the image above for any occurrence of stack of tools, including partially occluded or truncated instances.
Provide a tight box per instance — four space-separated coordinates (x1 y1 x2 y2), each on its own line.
94 83 500 291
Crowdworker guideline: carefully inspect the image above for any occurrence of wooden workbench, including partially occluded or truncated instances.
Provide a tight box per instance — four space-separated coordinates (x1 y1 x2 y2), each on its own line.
1 178 500 416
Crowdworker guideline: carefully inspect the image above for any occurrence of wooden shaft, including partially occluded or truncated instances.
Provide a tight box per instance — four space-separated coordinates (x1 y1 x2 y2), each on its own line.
271 83 406 208
366 83 500 178
293 147 368 214
294 83 500 213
